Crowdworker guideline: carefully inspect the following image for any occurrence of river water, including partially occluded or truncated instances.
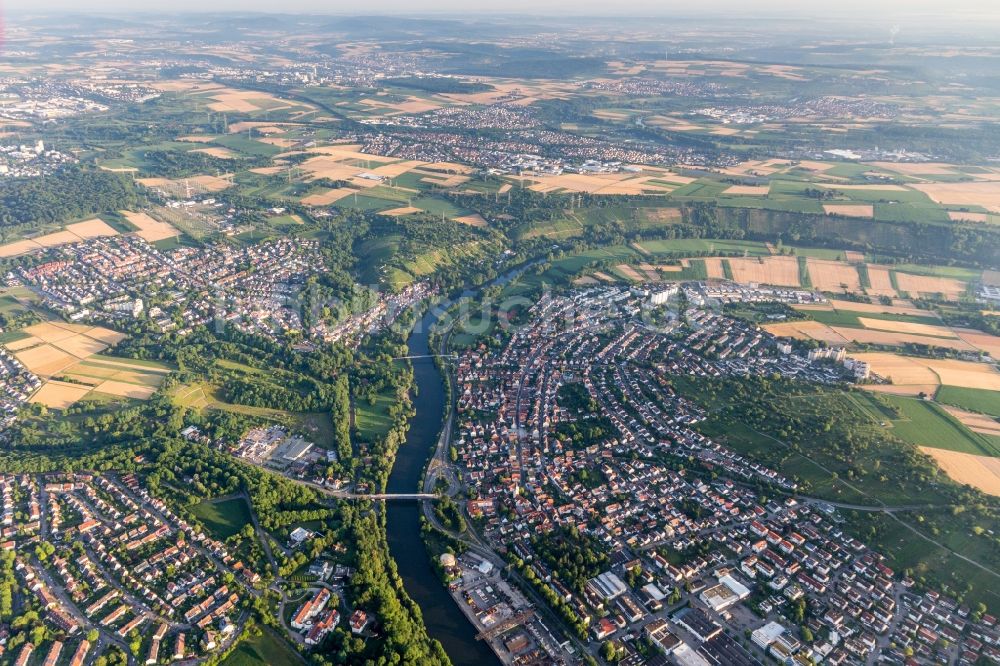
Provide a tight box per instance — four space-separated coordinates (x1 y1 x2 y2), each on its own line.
384 264 537 665
384 305 500 666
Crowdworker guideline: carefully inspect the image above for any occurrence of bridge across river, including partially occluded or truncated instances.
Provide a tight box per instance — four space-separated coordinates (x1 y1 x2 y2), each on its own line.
330 492 437 501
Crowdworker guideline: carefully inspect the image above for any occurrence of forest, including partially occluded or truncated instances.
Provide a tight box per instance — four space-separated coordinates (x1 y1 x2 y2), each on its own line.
0 166 140 237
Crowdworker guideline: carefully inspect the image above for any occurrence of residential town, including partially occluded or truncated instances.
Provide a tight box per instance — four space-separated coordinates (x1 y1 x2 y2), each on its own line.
0 472 258 665
0 348 39 434
443 286 998 665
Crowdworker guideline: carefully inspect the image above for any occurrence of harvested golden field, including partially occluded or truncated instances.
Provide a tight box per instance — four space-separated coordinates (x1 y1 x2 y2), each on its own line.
7 322 126 374
4 336 43 352
379 206 421 216
359 97 440 114
819 183 909 192
940 406 1000 437
954 330 1000 359
286 144 394 163
856 317 958 338
137 175 232 198
201 88 308 114
844 251 866 262
301 188 358 206
829 299 927 317
728 256 800 287
0 218 119 258
701 257 727 279
93 380 158 400
865 384 941 397
453 214 487 228
894 272 967 300
919 447 1000 496
806 258 861 292
177 135 217 143
51 334 112 358
30 381 93 409
948 211 990 223
719 160 784 177
66 219 119 239
593 109 631 121
82 327 127 344
420 173 471 188
0 239 46 258
851 353 1000 389
19 321 87 344
870 162 962 177
14 344 80 376
592 271 616 282
865 266 898 298
912 181 1000 213
120 211 180 242
6 322 168 408
723 185 770 195
851 353 940 385
764 320 850 345
191 146 238 159
152 80 224 93
615 264 646 282
831 327 974 351
367 159 426 178
513 171 677 195
823 204 874 218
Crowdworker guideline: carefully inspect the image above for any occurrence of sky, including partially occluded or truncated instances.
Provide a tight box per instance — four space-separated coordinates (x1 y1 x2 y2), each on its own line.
3 0 998 15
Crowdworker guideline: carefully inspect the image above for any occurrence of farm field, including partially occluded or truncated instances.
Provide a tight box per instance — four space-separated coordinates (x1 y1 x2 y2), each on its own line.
853 354 1000 394
880 394 1000 457
0 218 119 258
939 405 1000 437
935 386 1000 416
919 447 1000 496
137 174 233 198
120 210 182 242
5 321 169 408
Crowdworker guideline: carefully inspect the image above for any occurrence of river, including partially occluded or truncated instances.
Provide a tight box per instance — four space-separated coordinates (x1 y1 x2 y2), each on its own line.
384 305 501 666
384 265 536 666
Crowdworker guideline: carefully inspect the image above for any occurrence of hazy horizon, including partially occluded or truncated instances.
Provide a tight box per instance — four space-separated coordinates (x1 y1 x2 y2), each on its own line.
3 0 999 17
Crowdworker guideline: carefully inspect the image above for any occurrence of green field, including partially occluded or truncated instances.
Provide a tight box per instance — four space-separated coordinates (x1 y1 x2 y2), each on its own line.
171 382 335 445
188 495 253 540
844 511 1000 611
635 238 770 256
354 391 397 439
934 386 1000 417
806 308 943 329
883 395 1000 457
222 628 302 666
